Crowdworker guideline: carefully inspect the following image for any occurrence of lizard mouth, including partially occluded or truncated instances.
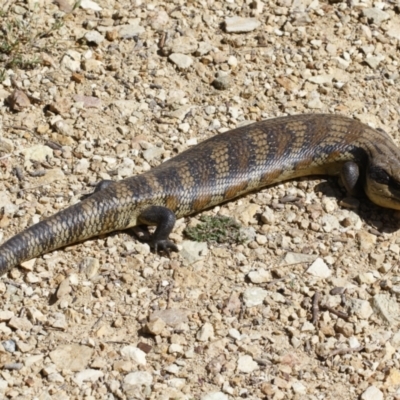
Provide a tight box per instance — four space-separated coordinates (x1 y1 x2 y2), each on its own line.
366 181 400 210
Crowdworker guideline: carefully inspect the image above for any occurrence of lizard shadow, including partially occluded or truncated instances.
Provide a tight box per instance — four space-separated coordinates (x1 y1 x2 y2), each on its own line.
313 178 399 235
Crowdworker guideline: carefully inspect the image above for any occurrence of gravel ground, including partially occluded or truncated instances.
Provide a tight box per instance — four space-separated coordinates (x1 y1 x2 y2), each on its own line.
1 0 400 399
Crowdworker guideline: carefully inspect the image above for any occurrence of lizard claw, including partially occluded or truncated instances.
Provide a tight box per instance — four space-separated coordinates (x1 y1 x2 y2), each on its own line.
153 240 178 255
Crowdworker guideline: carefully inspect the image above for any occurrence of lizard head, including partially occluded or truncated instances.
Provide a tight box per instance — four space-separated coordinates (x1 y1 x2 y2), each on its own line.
365 155 400 210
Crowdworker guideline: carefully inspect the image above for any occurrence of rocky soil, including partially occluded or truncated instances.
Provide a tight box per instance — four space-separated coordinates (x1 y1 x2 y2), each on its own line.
1 0 400 399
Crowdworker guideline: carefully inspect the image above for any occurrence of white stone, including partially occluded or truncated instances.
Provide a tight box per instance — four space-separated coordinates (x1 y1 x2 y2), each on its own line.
321 214 340 232
225 17 261 33
0 311 14 321
74 159 90 174
283 252 317 265
292 381 307 394
85 31 104 45
237 355 258 373
121 346 146 365
307 93 324 109
201 392 229 400
180 241 208 264
301 321 315 332
169 344 183 354
168 378 186 389
228 328 242 340
142 146 164 162
307 74 334 85
74 369 104 386
24 354 44 367
361 385 383 400
165 364 180 375
124 371 153 386
391 331 400 347
372 294 400 325
349 336 361 349
169 53 193 69
80 0 102 10
243 287 268 307
365 54 385 70
0 379 7 393
306 258 331 278
49 344 93 372
387 22 400 40
335 57 350 69
61 52 81 72
349 298 373 320
168 36 198 54
248 268 270 283
362 8 390 25
196 41 213 56
261 207 275 224
196 322 214 341
119 21 145 38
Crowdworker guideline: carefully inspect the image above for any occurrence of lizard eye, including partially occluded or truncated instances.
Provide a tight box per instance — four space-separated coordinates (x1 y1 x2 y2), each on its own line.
370 167 390 185
389 177 400 191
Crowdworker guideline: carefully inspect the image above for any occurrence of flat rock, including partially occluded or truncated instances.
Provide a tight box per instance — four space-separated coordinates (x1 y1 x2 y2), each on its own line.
80 0 101 10
112 100 138 117
362 8 390 25
165 104 193 120
248 268 271 283
196 322 214 341
201 393 229 400
149 10 170 30
308 74 334 85
121 346 147 365
49 344 93 372
361 385 383 400
307 94 324 109
0 191 18 215
164 36 198 55
292 381 307 394
306 258 331 278
365 54 385 70
237 355 258 373
119 21 145 38
348 298 373 320
149 308 191 327
142 146 164 162
224 17 261 33
8 317 33 331
387 21 400 40
61 50 81 72
74 94 102 108
169 53 193 69
371 293 400 325
180 240 208 264
282 252 317 265
84 31 104 45
0 380 8 394
74 158 90 174
243 287 268 307
20 145 53 168
124 371 153 386
74 369 104 386
357 231 377 251
0 311 14 321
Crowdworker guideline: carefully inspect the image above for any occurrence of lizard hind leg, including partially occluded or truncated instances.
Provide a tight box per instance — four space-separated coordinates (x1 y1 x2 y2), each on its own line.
137 205 178 254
